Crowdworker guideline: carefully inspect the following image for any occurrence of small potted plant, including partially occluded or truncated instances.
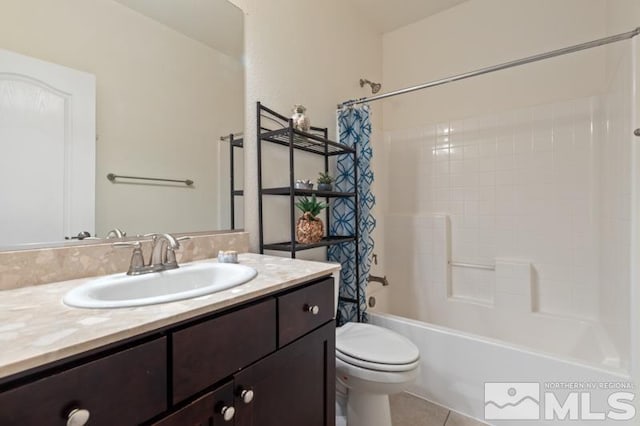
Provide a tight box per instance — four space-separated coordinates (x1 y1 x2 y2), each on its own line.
317 172 334 192
295 195 326 244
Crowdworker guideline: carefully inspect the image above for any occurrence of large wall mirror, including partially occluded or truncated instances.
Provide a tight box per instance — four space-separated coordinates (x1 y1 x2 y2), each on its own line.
0 0 244 249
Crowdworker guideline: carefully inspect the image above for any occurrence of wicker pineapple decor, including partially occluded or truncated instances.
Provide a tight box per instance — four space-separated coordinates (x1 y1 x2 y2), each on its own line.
295 195 326 244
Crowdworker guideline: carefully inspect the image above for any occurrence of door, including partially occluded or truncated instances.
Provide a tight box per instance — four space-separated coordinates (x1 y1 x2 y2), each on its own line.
0 48 95 246
234 322 335 426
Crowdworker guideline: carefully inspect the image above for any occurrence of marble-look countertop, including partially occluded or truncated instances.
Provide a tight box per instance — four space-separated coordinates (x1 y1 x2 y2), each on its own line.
0 253 340 380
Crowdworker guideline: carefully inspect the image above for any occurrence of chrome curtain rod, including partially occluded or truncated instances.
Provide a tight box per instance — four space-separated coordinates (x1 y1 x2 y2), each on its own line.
339 27 640 108
107 173 194 186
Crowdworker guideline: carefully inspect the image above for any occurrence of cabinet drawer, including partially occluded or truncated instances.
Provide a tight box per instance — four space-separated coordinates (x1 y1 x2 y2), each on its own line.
0 338 167 426
278 277 334 347
172 298 276 403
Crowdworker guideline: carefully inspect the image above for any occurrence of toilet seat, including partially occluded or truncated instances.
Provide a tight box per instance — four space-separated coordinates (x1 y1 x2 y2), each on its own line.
336 350 420 372
336 322 420 372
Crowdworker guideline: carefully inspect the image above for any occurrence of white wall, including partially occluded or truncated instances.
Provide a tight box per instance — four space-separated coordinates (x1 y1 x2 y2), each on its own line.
374 0 611 313
230 0 383 257
382 0 607 130
598 41 634 372
605 0 640 382
0 0 244 237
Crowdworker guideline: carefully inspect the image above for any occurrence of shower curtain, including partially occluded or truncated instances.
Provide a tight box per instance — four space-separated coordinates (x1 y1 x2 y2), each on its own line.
329 105 375 324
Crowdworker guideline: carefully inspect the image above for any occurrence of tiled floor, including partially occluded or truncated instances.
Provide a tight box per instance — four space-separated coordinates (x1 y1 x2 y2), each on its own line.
390 393 487 426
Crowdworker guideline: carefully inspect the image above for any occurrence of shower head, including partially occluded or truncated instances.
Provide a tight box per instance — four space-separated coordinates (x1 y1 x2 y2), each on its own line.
360 78 382 94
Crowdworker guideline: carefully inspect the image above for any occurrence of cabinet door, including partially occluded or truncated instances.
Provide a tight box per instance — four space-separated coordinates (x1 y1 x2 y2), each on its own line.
234 322 335 426
152 381 235 426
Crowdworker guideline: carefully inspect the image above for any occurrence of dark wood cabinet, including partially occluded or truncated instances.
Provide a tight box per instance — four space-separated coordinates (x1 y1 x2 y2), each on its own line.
0 338 167 426
234 322 335 426
278 277 334 347
172 298 277 404
152 382 235 426
0 276 334 426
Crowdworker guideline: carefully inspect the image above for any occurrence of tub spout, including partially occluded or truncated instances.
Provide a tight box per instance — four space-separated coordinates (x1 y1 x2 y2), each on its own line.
368 275 389 286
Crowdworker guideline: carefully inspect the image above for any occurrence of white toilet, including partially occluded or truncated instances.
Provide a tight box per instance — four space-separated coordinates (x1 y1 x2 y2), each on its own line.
334 280 420 426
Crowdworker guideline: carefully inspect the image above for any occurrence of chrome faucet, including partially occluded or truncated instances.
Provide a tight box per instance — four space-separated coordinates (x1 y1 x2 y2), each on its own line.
146 233 182 271
114 233 189 275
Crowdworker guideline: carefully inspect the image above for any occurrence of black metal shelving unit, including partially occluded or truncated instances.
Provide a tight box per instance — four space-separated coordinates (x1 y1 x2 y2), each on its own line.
222 133 244 230
256 102 361 322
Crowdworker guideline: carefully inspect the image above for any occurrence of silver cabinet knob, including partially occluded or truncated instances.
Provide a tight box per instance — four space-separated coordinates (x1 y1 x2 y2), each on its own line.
220 405 235 422
304 304 320 315
240 388 254 404
67 408 90 426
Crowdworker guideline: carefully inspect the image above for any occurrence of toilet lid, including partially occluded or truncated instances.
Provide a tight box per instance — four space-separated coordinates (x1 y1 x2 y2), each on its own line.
336 322 419 370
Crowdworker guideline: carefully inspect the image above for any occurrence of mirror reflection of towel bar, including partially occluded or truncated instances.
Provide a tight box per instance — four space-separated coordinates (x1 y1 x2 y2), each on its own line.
449 261 495 271
107 173 194 186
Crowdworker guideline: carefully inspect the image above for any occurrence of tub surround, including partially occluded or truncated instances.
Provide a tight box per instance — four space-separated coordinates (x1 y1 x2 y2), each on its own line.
0 253 340 381
0 231 249 291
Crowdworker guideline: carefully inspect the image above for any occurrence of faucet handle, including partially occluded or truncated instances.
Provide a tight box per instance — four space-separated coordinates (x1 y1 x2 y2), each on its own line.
113 241 146 275
176 236 191 245
112 241 140 248
165 236 190 268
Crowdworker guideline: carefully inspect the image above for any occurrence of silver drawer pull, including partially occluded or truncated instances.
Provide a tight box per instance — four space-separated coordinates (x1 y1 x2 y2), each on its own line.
304 304 320 315
220 405 235 422
240 388 254 404
67 408 90 426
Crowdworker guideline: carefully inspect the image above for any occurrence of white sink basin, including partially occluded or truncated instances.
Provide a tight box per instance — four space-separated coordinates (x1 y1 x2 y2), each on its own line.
63 262 257 309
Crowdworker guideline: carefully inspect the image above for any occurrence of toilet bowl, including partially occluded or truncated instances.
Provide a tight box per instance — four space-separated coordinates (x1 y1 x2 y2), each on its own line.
335 321 420 426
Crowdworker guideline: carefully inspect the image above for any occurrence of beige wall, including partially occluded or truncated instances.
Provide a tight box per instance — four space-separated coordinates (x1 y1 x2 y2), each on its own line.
0 0 244 237
231 0 383 254
382 0 608 130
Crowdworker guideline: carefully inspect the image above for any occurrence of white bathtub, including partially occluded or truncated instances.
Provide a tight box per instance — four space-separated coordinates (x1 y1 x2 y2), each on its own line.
370 312 636 425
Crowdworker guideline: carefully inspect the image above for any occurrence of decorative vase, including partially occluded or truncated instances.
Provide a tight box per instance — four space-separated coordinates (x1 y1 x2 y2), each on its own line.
295 179 314 190
291 105 310 132
296 212 324 244
317 183 333 192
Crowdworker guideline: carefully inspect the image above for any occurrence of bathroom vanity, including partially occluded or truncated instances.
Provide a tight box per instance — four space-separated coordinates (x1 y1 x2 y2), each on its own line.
0 254 338 426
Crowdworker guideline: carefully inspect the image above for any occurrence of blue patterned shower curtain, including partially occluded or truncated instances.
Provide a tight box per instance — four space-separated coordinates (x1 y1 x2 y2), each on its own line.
329 105 375 325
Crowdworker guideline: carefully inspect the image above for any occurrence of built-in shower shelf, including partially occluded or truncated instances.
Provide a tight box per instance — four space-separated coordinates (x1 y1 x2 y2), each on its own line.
261 127 354 156
263 236 355 252
262 187 355 198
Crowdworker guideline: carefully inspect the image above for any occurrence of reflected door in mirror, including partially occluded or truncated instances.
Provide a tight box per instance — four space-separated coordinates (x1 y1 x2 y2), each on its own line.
0 49 96 247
